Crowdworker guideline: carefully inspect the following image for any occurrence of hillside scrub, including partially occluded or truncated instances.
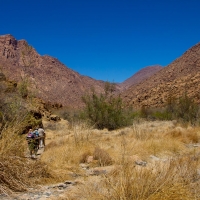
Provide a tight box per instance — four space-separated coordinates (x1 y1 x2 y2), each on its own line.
137 93 200 125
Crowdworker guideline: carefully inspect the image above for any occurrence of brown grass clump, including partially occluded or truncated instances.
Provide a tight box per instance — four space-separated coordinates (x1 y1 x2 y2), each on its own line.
93 147 113 166
79 150 92 163
166 126 200 144
0 156 28 195
0 156 54 195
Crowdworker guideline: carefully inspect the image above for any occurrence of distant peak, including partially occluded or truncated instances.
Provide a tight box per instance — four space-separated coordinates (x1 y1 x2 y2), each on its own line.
120 65 163 89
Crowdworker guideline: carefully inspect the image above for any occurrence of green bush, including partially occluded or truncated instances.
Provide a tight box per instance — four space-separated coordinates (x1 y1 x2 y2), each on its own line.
82 83 131 130
175 93 199 124
140 105 150 119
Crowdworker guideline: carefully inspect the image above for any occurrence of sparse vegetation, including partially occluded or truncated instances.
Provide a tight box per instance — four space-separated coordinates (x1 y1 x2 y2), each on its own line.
1 101 200 198
137 93 200 125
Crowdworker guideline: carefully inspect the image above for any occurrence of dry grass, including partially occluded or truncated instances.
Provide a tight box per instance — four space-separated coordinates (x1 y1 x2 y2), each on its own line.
41 120 200 168
79 150 92 163
2 118 200 199
41 119 200 199
0 125 55 196
165 126 200 143
93 147 113 166
67 156 199 200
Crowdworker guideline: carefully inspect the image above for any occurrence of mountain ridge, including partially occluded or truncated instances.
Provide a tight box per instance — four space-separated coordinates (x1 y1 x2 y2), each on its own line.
0 34 106 108
2 34 199 109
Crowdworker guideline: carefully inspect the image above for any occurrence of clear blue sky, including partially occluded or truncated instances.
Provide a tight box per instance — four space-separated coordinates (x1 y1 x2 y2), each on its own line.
1 0 200 83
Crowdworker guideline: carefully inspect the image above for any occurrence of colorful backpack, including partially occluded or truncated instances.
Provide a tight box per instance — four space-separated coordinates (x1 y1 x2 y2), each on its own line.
33 130 39 137
27 132 35 138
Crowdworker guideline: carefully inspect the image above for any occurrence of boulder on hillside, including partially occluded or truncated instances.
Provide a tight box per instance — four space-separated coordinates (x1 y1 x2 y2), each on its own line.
49 114 61 121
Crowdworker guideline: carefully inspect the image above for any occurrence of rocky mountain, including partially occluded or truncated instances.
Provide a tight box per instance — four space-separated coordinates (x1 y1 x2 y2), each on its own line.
120 65 162 90
121 42 200 108
0 34 106 108
2 34 199 110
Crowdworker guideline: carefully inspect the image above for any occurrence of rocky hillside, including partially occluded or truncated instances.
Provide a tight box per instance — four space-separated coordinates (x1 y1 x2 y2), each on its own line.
121 42 200 108
120 65 162 90
0 34 106 108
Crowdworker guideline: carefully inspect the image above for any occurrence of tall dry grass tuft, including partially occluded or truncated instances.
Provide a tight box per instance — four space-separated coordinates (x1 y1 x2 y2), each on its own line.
108 157 199 199
93 147 113 166
0 126 25 157
0 157 28 195
72 121 92 147
0 123 26 195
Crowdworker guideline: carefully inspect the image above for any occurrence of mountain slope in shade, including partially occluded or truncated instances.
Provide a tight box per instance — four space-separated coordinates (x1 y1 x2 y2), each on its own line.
120 65 162 90
121 42 200 108
0 34 106 108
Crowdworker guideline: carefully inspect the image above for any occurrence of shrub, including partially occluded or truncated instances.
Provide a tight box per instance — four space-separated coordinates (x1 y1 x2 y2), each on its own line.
175 93 199 124
82 82 131 130
140 105 150 118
